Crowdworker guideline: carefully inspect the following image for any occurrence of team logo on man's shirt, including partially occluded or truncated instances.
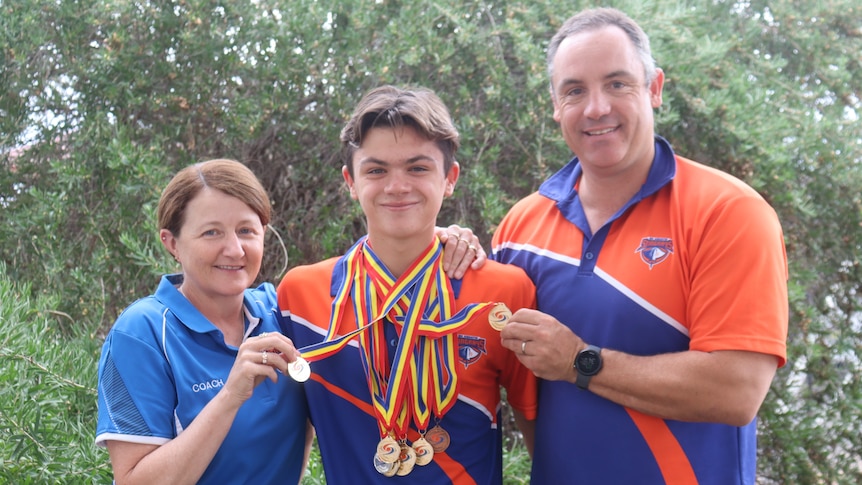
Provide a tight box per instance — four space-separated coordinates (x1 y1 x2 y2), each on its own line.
458 335 487 368
635 237 674 269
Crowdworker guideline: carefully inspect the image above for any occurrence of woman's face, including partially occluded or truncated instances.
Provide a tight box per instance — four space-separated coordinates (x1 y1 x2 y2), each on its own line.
161 187 264 303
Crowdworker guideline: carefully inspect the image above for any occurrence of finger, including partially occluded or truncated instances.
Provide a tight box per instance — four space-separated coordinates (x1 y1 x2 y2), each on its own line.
449 239 478 279
255 332 302 362
440 225 467 276
470 243 487 270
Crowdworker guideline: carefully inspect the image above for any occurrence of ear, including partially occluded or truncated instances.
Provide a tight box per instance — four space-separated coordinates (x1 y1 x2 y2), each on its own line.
444 161 460 197
160 229 179 261
649 68 665 109
342 165 358 200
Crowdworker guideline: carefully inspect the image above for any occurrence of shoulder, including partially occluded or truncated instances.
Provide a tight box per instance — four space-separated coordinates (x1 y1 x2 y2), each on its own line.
673 156 780 222
473 260 532 281
111 295 168 333
460 260 536 306
674 156 764 200
280 258 339 286
277 257 340 300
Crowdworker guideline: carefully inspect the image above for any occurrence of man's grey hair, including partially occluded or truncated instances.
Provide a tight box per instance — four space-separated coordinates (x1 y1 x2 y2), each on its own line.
546 8 658 92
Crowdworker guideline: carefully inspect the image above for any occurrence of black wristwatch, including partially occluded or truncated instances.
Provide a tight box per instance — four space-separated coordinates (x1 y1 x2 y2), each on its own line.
574 344 603 390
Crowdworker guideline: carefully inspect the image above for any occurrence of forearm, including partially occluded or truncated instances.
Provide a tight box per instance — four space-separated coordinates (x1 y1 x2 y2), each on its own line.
110 389 243 485
511 409 535 458
585 349 778 426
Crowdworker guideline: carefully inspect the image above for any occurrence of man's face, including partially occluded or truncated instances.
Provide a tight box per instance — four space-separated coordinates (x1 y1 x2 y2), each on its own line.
550 25 664 176
343 125 459 246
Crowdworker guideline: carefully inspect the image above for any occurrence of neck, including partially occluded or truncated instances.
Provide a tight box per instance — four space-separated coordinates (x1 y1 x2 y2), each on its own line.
577 159 652 233
178 285 244 339
366 233 436 278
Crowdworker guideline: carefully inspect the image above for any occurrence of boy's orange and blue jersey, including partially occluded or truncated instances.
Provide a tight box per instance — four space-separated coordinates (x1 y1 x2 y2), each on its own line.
277 248 537 484
492 136 788 485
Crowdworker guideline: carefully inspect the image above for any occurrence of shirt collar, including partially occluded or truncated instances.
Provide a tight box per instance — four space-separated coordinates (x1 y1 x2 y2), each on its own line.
155 274 262 336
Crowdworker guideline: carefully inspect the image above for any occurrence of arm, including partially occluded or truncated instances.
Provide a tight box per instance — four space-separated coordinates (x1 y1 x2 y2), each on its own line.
297 421 315 485
511 409 535 458
501 309 779 426
107 389 242 485
107 333 303 485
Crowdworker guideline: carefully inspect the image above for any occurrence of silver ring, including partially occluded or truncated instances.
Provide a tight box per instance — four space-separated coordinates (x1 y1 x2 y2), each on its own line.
521 341 527 355
261 350 268 365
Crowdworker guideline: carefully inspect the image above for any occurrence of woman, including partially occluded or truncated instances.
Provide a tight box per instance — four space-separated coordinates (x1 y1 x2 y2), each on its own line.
96 159 311 484
95 158 484 484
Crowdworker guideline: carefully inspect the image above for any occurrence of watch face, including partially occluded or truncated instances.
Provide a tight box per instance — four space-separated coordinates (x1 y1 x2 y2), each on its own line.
577 350 601 375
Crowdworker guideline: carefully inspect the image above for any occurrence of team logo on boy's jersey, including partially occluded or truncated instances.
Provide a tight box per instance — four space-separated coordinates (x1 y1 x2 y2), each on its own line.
635 237 674 269
458 335 487 368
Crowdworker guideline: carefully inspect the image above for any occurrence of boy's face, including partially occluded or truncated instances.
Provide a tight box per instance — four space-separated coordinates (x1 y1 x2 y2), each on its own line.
343 125 459 245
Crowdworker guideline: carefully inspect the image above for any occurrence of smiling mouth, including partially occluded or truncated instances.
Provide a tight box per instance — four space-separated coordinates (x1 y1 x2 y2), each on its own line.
586 127 617 136
216 265 243 270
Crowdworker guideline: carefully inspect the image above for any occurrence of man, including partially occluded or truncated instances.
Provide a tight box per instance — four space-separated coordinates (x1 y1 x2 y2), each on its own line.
278 85 536 483
494 8 788 484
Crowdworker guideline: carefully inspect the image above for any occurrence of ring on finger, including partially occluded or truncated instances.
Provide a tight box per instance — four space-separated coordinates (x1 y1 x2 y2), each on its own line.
447 232 461 242
521 341 527 355
261 350 268 365
468 244 478 253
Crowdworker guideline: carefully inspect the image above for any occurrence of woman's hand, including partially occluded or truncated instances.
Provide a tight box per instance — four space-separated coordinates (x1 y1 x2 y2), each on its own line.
222 332 302 405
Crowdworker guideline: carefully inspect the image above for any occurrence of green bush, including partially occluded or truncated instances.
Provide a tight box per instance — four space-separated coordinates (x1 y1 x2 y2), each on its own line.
2 0 861 482
0 263 112 483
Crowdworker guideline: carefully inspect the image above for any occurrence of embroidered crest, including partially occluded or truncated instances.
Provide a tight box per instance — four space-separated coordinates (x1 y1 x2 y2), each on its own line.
458 335 487 369
635 237 674 269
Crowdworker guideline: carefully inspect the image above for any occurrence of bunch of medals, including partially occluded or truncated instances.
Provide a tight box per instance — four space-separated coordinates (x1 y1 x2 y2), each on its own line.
296 237 513 477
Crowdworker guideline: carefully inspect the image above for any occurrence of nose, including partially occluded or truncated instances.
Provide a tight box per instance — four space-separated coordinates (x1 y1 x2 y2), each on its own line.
222 232 245 257
384 171 410 194
584 90 611 119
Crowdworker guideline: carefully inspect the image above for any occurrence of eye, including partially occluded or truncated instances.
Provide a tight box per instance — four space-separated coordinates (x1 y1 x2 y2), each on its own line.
202 229 219 237
566 87 584 97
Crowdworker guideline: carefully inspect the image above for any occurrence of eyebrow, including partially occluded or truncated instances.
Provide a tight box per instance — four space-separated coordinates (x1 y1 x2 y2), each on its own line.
558 69 638 88
356 154 436 167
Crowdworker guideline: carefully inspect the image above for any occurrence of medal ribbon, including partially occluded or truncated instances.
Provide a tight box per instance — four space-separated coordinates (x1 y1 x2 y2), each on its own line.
297 236 497 438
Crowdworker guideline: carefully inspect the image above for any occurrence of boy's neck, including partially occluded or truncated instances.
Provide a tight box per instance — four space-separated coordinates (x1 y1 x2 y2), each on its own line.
366 231 436 279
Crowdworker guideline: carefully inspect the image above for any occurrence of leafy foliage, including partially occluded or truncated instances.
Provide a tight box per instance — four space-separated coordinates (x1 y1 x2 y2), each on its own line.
0 264 113 483
1 0 860 482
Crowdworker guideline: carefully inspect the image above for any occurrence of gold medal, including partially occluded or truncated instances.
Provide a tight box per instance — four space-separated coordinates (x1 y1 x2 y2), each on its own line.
375 435 400 463
488 303 512 331
373 454 400 476
412 437 434 466
425 425 451 453
395 444 417 476
287 356 311 382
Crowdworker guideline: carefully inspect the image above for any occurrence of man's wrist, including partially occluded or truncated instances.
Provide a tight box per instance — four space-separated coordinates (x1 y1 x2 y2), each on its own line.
573 344 603 390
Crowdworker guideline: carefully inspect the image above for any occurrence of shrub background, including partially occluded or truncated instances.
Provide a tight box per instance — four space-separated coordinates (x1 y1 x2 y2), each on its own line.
1 0 860 483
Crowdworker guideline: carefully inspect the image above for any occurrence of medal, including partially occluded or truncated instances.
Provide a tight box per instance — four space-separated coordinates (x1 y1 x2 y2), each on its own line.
373 454 399 476
425 425 451 453
395 443 417 476
488 303 512 331
375 435 400 463
287 356 311 382
412 437 434 466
